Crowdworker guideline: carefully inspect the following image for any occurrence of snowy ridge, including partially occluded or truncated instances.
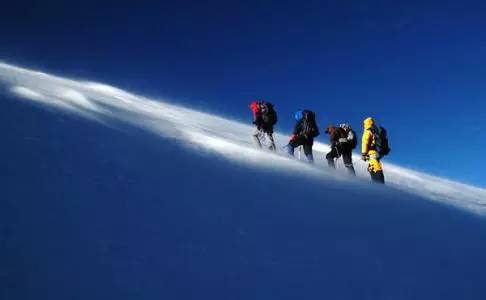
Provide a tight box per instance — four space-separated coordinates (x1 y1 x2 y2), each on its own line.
0 62 485 215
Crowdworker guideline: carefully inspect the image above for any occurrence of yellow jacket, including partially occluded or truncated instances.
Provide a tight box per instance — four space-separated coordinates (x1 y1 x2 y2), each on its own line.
361 117 383 172
361 117 377 157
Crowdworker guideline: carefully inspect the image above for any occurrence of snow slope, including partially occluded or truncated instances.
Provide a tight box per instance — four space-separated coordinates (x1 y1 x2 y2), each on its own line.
1 62 486 300
0 62 485 215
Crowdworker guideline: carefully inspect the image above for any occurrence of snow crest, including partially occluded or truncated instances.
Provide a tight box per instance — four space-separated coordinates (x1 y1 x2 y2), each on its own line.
1 62 485 215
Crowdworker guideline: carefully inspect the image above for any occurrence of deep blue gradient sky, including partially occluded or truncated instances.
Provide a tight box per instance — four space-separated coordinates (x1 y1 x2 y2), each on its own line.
1 0 485 186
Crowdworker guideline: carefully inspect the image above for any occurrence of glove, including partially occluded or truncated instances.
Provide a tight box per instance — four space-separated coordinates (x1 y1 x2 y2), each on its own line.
289 134 297 142
361 154 369 161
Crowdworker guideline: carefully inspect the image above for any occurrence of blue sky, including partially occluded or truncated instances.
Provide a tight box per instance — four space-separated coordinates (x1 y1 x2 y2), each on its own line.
1 0 485 186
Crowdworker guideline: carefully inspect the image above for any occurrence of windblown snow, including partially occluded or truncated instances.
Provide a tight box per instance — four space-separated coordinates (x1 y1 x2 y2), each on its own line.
0 62 485 215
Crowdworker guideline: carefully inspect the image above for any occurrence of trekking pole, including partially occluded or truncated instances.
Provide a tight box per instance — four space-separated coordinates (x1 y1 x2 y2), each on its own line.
335 146 341 167
298 145 302 160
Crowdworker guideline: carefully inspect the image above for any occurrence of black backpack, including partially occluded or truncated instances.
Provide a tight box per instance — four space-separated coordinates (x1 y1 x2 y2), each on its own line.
339 124 357 149
347 129 358 149
302 110 319 138
373 126 391 158
261 102 277 125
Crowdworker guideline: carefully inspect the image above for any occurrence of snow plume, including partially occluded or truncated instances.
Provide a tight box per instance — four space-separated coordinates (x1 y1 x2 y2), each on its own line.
0 62 485 215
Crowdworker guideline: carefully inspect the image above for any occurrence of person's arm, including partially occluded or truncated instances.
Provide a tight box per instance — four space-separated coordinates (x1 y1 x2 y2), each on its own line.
293 121 301 135
361 129 371 159
330 131 338 148
347 130 355 143
253 112 264 129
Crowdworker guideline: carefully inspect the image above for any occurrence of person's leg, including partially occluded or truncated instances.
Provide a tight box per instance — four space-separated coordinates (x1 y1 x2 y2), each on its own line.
252 128 262 148
266 132 276 151
285 145 294 155
326 147 338 168
342 150 356 175
303 143 314 163
260 125 276 151
368 158 384 183
370 170 385 183
287 135 306 157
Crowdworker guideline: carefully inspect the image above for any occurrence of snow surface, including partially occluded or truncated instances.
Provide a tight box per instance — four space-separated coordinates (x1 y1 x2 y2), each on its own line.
0 62 485 215
1 62 486 299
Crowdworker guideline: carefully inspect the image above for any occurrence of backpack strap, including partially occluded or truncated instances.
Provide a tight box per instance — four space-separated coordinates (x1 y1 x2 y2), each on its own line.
366 128 377 149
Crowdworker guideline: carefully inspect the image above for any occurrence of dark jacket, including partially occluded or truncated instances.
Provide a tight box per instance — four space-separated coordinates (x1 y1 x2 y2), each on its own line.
292 119 303 135
327 127 346 147
253 110 265 128
251 102 275 134
326 126 353 153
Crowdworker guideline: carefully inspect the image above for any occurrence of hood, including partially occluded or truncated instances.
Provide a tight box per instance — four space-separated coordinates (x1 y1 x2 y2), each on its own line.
294 110 303 121
250 101 259 113
364 117 375 129
325 124 335 134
